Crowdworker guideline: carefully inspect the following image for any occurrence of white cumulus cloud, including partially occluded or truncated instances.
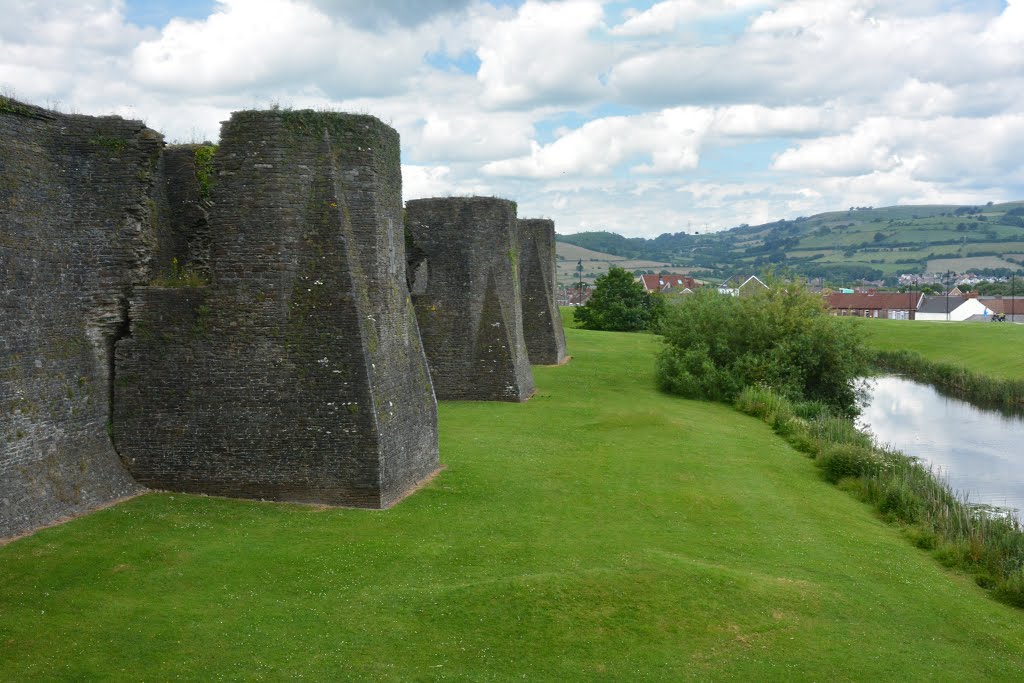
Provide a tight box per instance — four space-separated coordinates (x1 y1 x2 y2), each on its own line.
613 0 775 37
476 0 612 109
483 107 715 178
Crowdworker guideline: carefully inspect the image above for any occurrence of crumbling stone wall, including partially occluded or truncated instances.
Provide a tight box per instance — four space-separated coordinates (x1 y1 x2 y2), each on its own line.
1 97 155 537
516 218 567 365
113 111 439 508
406 197 534 401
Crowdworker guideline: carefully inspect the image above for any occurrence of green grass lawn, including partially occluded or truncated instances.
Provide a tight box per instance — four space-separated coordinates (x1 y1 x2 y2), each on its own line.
3 327 1024 680
862 318 1024 380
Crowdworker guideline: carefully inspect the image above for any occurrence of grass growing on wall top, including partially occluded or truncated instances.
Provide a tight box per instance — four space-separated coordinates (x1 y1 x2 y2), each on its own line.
3 328 1024 679
193 144 216 199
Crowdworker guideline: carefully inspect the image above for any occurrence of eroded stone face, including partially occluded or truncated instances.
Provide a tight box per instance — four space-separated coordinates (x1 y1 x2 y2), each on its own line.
2 102 442 538
1 98 150 538
405 197 535 402
113 110 440 509
516 218 568 366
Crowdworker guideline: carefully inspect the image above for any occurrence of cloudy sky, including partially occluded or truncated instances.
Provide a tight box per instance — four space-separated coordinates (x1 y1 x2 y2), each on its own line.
2 0 1022 237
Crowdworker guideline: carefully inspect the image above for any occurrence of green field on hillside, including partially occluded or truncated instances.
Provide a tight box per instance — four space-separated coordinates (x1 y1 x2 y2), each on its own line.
3 327 1024 680
558 201 1024 282
863 319 1024 380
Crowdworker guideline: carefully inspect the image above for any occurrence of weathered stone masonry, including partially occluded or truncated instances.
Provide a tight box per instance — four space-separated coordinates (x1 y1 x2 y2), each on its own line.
406 197 535 402
1 98 155 538
158 144 213 278
2 100 440 538
516 218 567 366
114 111 439 509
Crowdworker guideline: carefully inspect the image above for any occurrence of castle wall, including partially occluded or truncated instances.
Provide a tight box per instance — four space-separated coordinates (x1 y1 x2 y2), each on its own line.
156 145 212 278
405 197 534 402
0 98 155 538
516 219 567 365
113 111 439 508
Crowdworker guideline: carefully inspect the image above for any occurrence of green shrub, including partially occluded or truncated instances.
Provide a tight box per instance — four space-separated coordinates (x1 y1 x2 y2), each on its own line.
658 280 869 416
993 570 1024 608
878 480 924 523
574 267 666 332
194 144 217 199
817 443 882 483
907 527 939 550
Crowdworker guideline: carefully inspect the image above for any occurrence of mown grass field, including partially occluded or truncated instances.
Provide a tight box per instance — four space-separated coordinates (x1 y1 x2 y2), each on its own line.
862 318 1024 380
3 326 1024 680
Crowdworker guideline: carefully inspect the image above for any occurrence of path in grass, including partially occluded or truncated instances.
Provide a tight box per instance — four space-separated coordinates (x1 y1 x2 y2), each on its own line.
863 318 1024 380
2 328 1024 680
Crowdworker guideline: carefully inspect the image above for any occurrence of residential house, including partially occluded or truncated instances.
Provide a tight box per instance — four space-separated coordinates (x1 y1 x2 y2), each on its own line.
826 291 923 320
639 273 698 293
557 285 592 306
915 295 993 321
720 275 768 297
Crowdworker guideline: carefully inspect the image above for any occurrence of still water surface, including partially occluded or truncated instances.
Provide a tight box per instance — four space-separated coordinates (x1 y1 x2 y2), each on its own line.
858 376 1024 514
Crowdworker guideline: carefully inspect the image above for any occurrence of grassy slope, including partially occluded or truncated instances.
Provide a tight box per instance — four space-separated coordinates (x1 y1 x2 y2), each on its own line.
3 327 1024 680
863 319 1024 380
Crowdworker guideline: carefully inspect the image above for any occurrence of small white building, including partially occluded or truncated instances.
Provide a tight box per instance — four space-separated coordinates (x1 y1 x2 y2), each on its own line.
915 295 993 321
719 275 768 297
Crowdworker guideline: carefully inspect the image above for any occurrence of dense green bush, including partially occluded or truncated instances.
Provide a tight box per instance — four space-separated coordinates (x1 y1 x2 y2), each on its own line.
574 266 666 332
817 443 883 483
657 281 870 416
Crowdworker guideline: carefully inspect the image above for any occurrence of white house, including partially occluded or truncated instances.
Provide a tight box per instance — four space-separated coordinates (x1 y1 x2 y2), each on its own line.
719 275 768 297
915 295 993 321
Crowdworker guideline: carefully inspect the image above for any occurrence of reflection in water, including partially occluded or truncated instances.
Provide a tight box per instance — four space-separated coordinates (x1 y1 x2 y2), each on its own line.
858 376 1024 514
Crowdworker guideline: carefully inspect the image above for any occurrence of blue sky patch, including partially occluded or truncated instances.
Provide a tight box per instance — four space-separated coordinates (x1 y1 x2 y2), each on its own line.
123 0 216 28
534 103 643 145
425 50 481 75
700 139 791 177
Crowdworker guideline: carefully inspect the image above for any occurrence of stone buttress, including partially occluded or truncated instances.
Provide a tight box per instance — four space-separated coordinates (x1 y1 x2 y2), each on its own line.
405 197 534 401
112 110 439 508
516 218 567 365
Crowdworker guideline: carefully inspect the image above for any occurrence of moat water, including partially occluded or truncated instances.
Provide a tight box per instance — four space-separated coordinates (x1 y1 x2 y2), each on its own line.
857 376 1024 515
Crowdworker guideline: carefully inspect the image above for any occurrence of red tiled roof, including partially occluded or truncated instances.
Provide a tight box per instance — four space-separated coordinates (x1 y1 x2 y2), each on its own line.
639 274 696 291
826 292 921 310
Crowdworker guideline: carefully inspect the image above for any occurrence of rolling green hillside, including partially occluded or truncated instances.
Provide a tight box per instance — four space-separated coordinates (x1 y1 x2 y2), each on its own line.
558 201 1024 283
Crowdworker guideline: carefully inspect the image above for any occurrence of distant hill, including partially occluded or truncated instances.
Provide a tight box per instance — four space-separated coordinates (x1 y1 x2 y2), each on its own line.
553 241 695 287
557 201 1024 285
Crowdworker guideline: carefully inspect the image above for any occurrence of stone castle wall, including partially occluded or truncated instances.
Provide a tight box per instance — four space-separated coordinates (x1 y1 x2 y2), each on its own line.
2 100 443 538
0 98 156 537
406 197 534 401
516 218 567 365
113 111 439 508
157 144 212 278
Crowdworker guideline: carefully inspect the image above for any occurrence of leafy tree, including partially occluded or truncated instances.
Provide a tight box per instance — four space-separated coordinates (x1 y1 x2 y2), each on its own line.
574 266 666 332
656 281 869 416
